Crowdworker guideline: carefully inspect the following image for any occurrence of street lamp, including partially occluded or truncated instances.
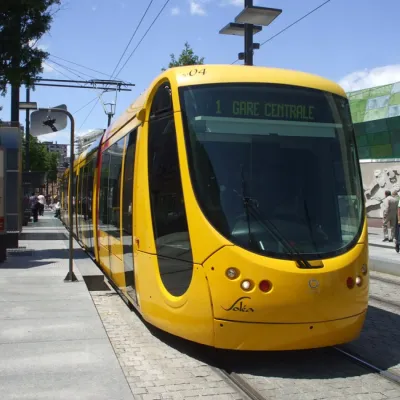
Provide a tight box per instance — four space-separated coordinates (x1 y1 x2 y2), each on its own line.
19 101 78 283
105 102 115 127
219 1 282 66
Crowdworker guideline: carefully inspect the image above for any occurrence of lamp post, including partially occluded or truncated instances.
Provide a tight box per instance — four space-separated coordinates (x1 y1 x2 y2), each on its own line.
105 102 115 127
219 1 282 66
19 101 78 283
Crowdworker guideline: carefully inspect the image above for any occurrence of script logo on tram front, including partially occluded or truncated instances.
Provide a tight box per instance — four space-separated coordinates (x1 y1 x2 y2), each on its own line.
222 296 254 313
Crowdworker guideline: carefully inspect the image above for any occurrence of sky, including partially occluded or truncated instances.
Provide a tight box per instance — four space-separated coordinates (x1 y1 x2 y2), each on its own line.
1 0 400 153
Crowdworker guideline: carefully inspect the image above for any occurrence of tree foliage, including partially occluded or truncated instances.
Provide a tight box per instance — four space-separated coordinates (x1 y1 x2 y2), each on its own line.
0 0 61 96
162 42 204 71
21 135 59 181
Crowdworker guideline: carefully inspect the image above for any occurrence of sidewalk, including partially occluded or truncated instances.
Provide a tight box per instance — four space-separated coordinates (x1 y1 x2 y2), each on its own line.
0 213 134 400
368 226 400 277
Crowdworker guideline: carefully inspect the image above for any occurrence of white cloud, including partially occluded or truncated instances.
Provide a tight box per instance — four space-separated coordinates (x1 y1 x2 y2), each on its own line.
189 0 207 16
171 6 180 15
42 62 54 73
219 0 242 6
339 65 400 92
29 40 48 52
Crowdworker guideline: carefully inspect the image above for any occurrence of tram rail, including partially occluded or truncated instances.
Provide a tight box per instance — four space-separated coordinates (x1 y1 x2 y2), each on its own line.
211 345 400 399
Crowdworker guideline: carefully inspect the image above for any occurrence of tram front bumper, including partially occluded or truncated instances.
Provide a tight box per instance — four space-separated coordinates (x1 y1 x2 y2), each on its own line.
213 310 367 351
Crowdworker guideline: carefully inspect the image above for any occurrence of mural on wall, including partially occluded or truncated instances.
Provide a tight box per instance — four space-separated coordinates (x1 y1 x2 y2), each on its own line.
364 167 400 217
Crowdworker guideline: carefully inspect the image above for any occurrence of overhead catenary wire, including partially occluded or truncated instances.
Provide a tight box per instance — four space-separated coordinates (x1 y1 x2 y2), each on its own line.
73 96 99 115
231 0 332 64
49 54 111 78
79 0 171 130
114 0 171 79
49 58 98 80
109 0 156 81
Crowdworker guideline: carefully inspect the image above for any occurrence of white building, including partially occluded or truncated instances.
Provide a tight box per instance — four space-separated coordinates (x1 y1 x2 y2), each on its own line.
75 129 104 155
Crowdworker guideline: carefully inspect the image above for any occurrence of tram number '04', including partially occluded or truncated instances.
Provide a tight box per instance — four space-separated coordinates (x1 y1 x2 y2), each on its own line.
182 68 206 77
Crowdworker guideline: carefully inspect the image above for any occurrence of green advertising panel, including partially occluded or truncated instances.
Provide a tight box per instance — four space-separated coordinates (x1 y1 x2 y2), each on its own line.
348 82 400 159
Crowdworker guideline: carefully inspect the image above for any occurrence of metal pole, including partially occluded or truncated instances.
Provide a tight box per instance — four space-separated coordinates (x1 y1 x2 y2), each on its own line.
38 108 77 282
244 0 254 66
25 87 30 171
107 113 112 127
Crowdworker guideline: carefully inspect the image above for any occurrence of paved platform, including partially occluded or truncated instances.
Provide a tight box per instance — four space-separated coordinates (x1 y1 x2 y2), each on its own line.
0 213 134 400
368 226 400 277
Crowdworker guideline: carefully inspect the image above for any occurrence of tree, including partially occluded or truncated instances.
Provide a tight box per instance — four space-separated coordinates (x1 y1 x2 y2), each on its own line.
162 42 204 71
0 0 61 124
45 151 59 182
21 135 48 171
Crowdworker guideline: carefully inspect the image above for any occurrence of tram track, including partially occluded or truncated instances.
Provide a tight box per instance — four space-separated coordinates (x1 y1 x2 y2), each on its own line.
213 345 400 400
214 368 267 400
334 347 400 386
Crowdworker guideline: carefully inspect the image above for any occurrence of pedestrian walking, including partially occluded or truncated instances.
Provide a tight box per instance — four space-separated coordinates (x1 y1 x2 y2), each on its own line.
29 192 39 223
37 193 45 216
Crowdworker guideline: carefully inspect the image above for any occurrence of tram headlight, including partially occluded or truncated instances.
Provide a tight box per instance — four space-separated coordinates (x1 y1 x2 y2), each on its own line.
225 267 239 280
241 279 253 291
356 276 362 287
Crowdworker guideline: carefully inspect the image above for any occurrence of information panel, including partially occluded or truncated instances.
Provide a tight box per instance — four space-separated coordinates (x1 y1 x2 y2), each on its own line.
181 85 345 125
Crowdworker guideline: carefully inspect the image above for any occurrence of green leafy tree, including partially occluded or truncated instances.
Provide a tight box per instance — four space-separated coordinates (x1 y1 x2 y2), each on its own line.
0 0 61 122
45 151 59 182
21 135 48 171
162 42 205 71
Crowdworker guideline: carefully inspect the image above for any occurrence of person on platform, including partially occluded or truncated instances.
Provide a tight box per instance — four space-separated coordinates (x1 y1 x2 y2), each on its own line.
37 193 45 216
29 192 39 223
382 190 398 242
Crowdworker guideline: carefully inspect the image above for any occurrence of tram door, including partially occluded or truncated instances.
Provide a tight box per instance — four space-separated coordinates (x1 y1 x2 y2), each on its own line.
121 128 138 305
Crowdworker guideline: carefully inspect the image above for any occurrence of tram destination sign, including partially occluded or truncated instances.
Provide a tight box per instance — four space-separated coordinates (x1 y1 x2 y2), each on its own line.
183 85 341 124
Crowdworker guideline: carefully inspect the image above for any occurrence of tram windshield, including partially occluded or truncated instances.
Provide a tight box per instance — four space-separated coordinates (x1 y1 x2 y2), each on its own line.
179 83 364 260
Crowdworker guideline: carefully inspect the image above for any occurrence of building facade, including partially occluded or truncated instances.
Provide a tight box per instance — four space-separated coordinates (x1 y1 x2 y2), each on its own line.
42 141 68 166
348 81 400 217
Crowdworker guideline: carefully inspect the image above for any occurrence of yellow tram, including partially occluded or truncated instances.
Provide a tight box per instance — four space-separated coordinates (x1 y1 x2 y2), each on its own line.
61 65 369 350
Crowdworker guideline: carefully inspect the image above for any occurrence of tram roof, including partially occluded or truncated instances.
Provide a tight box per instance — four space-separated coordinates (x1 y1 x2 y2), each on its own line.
104 65 345 140
66 65 346 171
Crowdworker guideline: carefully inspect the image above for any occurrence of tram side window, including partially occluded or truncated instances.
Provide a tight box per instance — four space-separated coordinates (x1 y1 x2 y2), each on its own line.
121 128 138 290
106 138 124 237
148 111 192 263
122 129 137 236
99 151 110 226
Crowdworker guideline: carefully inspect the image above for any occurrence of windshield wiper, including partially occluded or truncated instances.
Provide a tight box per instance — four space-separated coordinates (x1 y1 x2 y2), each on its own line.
247 204 314 269
239 165 259 252
238 166 313 269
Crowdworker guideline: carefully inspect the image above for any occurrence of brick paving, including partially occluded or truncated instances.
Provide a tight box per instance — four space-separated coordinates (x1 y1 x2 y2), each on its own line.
91 274 400 399
91 292 243 400
341 271 400 378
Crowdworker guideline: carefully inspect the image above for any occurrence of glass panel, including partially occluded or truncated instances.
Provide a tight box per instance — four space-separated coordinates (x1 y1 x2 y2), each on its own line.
148 109 193 296
357 146 370 159
364 107 389 121
370 144 393 159
388 105 400 118
106 138 124 238
356 135 368 147
180 83 364 259
364 118 388 134
367 131 390 146
391 82 400 94
122 129 138 292
99 152 110 227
